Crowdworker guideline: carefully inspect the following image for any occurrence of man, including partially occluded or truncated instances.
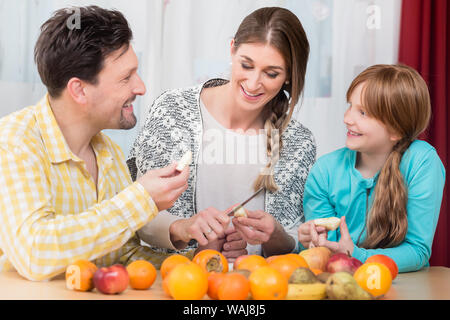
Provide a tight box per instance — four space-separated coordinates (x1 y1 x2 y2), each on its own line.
0 6 188 281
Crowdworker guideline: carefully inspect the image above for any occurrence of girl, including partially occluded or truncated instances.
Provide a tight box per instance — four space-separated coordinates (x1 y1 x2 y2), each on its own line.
298 64 445 273
127 7 315 267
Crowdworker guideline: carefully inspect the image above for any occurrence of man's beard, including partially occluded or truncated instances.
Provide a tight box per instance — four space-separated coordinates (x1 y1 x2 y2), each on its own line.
119 109 137 129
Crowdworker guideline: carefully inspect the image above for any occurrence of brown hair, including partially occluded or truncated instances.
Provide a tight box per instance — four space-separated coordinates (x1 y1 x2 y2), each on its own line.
232 7 310 192
34 5 132 98
347 64 431 249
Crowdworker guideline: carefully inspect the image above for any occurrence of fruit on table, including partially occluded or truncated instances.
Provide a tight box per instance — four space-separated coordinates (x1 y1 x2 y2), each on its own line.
286 282 327 300
126 260 157 290
299 247 332 271
267 254 309 281
218 272 250 300
65 259 98 292
193 249 228 273
160 254 191 279
326 252 363 274
313 217 341 230
365 254 399 280
207 272 226 300
93 264 129 294
353 262 392 298
234 254 268 272
288 267 318 284
167 262 208 300
249 266 288 300
316 272 332 283
325 272 373 300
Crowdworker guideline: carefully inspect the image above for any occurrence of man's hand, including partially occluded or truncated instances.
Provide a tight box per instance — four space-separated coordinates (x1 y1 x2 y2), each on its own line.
136 162 189 211
221 225 247 262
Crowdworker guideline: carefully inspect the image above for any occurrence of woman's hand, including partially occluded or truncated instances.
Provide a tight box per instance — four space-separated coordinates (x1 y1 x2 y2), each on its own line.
298 220 327 249
232 210 276 245
310 216 354 255
169 207 230 247
221 224 248 262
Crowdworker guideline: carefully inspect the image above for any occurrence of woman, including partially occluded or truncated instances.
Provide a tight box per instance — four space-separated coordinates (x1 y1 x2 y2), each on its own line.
127 7 316 267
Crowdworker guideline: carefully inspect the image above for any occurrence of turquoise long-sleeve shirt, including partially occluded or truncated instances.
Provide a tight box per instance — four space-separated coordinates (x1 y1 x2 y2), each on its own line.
301 140 445 273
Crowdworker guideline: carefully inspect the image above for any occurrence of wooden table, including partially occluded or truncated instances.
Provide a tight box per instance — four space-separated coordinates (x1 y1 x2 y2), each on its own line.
0 267 449 300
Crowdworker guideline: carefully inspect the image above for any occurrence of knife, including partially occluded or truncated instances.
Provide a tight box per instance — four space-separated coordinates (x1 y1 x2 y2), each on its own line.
226 187 265 216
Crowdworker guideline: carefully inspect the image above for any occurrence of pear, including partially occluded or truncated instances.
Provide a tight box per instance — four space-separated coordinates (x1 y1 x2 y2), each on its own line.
325 272 373 300
316 272 332 283
289 267 318 284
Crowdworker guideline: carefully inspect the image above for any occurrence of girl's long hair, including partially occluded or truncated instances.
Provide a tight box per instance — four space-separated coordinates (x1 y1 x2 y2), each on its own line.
347 64 431 249
232 7 310 192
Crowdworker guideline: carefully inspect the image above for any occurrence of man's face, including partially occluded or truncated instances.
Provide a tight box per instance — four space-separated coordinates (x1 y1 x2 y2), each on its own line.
85 45 146 130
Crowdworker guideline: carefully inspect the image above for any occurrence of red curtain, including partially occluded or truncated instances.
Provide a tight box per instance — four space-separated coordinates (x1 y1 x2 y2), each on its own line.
398 0 449 267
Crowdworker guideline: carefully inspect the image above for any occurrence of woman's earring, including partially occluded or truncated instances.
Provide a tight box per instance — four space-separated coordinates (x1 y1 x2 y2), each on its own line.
285 80 290 85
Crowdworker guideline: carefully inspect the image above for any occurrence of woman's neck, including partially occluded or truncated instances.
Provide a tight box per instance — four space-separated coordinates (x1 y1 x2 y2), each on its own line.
201 83 265 132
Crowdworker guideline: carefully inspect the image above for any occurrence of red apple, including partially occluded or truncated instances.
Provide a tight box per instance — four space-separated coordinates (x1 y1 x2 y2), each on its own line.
326 252 363 275
93 264 129 294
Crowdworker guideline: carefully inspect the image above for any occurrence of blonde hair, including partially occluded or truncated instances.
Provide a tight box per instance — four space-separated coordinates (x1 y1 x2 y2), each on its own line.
347 64 431 248
232 7 310 192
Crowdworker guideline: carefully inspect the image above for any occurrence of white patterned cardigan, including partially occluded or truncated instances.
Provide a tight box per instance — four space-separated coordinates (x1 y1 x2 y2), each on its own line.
127 79 317 255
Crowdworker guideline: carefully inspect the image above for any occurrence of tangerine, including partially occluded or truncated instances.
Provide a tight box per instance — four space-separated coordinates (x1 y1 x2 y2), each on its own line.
366 254 399 280
268 254 309 280
249 266 288 300
65 259 98 292
353 262 392 298
193 249 228 273
218 273 250 300
126 260 157 290
207 272 226 300
235 255 268 272
160 254 191 279
167 263 208 300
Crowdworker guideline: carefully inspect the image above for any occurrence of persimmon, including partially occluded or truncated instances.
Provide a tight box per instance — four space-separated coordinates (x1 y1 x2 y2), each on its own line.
160 254 191 279
65 259 98 292
218 273 250 300
126 260 157 290
366 254 399 280
192 249 228 273
207 272 226 300
249 266 288 300
353 262 392 298
167 263 208 300
267 254 309 280
235 255 268 272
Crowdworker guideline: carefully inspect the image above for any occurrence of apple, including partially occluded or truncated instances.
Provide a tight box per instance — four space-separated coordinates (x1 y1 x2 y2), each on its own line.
93 264 129 294
326 252 363 275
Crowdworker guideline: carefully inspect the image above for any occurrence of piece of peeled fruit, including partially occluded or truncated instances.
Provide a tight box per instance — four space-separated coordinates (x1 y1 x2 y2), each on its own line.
233 207 248 218
313 217 341 231
175 150 192 171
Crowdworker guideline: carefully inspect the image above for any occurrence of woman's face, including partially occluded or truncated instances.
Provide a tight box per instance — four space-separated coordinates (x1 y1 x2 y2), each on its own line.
230 41 287 113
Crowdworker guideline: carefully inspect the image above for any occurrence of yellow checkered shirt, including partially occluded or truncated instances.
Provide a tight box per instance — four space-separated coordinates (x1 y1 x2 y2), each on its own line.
0 95 190 281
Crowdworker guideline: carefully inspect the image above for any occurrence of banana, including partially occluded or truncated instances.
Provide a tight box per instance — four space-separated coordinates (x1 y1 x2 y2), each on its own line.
286 283 327 300
314 217 341 231
176 150 192 171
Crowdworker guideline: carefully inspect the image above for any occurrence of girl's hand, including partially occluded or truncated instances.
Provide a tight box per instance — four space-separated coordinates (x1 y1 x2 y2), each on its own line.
312 216 354 254
298 220 327 249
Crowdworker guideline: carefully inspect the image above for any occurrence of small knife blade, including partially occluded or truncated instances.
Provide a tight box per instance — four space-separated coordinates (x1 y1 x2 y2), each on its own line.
226 187 264 216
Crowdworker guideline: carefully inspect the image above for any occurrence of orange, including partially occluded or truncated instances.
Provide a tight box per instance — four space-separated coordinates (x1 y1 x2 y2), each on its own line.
126 260 157 290
65 259 98 292
192 249 229 273
268 254 309 280
167 263 208 300
235 255 268 272
162 273 171 297
310 268 323 275
366 254 399 280
249 266 288 300
207 272 226 300
218 273 250 300
353 262 392 298
160 254 191 279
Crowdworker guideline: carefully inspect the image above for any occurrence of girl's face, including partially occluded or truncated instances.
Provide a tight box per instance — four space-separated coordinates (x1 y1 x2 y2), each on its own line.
230 41 287 113
344 83 399 155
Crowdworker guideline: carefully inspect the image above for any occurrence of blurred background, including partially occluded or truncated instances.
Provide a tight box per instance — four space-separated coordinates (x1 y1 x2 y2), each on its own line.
0 0 448 267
